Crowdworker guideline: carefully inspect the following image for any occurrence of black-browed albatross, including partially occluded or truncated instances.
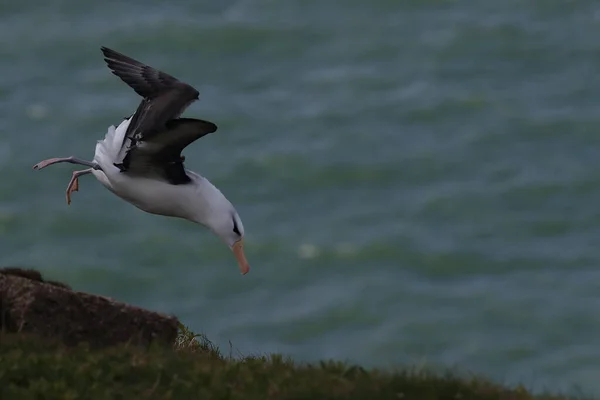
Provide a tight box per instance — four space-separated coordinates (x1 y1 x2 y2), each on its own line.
33 46 250 275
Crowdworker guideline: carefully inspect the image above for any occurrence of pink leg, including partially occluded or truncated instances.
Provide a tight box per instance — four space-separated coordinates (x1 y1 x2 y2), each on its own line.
33 156 99 171
65 168 93 205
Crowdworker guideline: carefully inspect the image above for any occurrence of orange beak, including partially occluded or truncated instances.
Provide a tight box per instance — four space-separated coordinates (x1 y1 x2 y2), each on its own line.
232 239 250 275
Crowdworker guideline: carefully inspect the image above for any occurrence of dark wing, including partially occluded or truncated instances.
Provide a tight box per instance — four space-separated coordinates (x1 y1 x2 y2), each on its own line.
101 46 200 143
122 118 218 185
101 46 218 181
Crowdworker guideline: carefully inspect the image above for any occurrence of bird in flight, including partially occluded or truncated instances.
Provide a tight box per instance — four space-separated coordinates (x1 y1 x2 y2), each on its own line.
33 46 250 275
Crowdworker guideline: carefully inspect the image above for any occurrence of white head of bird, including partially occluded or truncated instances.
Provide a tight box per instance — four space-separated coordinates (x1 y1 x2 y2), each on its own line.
206 205 249 275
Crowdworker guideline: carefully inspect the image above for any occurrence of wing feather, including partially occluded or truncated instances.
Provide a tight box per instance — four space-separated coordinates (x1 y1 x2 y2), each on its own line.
101 46 199 142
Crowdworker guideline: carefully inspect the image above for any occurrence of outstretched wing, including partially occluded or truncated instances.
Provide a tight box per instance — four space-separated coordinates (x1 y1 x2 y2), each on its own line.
101 46 200 144
123 118 218 184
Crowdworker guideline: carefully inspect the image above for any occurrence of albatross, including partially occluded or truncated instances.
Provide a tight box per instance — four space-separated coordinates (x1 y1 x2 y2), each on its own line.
32 46 250 275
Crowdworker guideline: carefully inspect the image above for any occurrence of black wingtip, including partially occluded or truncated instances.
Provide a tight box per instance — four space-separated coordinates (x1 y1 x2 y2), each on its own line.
100 46 124 67
100 46 120 55
99 45 199 103
100 46 143 68
100 46 113 57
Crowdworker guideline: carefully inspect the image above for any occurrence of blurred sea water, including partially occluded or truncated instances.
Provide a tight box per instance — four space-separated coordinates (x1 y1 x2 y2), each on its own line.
2 0 600 395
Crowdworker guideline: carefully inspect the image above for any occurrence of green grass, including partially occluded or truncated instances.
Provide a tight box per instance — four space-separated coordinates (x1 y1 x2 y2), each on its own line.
0 324 586 400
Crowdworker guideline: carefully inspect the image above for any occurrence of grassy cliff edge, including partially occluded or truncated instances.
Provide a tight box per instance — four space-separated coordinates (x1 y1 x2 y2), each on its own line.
0 324 584 400
0 269 587 399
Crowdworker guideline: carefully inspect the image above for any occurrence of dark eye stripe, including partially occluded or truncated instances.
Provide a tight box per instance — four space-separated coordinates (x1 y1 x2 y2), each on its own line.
233 218 241 236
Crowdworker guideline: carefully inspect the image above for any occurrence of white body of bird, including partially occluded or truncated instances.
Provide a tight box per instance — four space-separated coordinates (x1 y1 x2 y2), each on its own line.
92 118 242 242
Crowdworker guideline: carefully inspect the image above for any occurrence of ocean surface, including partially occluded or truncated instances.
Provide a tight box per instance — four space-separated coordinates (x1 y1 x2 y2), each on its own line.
2 0 600 395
